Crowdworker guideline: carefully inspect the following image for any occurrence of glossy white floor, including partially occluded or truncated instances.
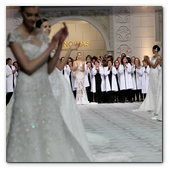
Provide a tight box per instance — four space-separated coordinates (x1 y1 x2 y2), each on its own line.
78 102 162 162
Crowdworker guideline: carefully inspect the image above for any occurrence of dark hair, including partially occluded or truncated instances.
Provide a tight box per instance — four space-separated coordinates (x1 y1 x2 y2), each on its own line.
20 6 36 11
36 18 49 28
153 45 160 52
6 58 12 64
60 57 65 61
107 60 113 65
121 56 128 65
13 61 18 66
104 54 108 57
86 61 93 68
92 56 97 61
108 55 113 62
95 60 100 64
86 55 92 61
102 59 108 67
67 57 73 64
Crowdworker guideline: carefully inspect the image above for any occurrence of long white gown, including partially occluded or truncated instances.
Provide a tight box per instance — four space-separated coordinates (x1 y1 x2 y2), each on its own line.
75 61 89 105
134 56 160 112
152 67 162 121
6 29 91 162
6 29 134 162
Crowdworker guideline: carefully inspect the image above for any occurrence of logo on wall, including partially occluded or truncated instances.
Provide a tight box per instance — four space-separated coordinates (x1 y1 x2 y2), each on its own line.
59 41 90 51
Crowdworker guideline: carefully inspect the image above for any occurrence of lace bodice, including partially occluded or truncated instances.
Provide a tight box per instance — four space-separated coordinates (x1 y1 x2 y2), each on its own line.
7 29 49 61
151 56 160 65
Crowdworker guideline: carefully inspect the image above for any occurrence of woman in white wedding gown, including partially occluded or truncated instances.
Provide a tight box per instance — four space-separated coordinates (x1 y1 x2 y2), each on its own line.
73 52 89 104
134 45 162 112
6 7 134 162
152 62 162 121
6 6 91 162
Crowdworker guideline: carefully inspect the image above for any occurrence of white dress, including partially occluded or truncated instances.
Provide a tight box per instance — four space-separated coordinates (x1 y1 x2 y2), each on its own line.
6 29 134 162
6 29 91 162
75 61 89 105
152 67 162 121
136 56 160 112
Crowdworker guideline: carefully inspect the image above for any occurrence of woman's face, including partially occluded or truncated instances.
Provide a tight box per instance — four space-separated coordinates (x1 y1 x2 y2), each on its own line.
67 58 71 63
131 57 135 64
14 63 18 68
86 57 91 62
68 61 72 67
108 61 112 67
77 53 82 60
95 61 99 67
40 21 51 35
20 7 39 28
117 58 121 63
115 61 119 67
135 59 139 66
123 57 127 64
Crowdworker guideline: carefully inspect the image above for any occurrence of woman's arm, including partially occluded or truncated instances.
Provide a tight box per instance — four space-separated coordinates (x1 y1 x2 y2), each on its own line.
56 43 80 71
10 42 55 75
48 23 69 74
82 62 85 72
48 42 63 74
146 59 161 69
9 28 64 75
72 61 78 72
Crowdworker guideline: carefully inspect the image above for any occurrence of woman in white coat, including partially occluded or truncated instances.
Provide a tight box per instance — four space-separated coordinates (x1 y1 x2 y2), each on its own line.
86 61 93 102
131 58 143 102
68 61 77 98
141 59 150 99
118 56 133 103
91 60 104 103
6 58 18 105
105 60 118 103
114 59 121 102
130 56 136 102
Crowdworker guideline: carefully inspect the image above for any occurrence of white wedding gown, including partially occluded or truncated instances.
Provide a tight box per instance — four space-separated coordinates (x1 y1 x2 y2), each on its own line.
133 56 160 112
152 67 162 121
6 29 134 162
75 61 89 105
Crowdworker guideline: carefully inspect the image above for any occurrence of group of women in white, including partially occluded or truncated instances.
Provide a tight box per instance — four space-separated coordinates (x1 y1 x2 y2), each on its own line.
60 50 160 105
6 6 162 162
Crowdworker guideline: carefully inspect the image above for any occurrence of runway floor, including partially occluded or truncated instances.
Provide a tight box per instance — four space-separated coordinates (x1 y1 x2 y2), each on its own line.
78 102 162 162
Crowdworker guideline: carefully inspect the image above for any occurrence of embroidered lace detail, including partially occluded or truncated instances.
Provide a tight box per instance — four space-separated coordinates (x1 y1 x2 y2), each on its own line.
75 62 89 105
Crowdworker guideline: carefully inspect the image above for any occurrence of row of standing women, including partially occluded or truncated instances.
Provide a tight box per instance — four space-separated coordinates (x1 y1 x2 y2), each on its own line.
61 53 155 104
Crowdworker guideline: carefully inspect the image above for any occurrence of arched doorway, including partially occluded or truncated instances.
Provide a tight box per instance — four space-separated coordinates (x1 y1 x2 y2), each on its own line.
49 17 110 60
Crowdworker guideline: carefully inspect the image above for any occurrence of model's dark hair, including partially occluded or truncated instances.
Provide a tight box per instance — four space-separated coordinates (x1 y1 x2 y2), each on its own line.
36 18 49 28
121 56 128 65
153 45 160 52
20 6 36 11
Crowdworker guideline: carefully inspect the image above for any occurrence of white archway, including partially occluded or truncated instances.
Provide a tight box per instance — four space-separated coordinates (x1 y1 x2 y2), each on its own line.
50 16 111 51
